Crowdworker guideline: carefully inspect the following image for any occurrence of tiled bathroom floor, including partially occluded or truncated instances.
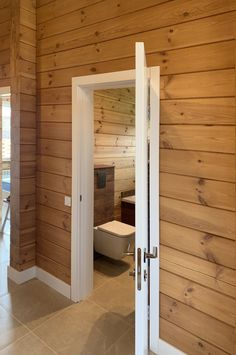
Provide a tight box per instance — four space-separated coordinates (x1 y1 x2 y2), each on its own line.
0 245 135 354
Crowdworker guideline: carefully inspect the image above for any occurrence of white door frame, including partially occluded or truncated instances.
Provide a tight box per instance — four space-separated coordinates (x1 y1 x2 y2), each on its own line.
72 69 137 302
71 67 160 301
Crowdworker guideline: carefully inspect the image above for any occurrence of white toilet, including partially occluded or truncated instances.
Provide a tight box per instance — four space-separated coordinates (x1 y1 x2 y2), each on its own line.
94 220 135 260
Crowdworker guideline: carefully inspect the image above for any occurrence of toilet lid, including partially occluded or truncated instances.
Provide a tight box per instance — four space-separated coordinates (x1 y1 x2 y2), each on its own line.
97 220 135 238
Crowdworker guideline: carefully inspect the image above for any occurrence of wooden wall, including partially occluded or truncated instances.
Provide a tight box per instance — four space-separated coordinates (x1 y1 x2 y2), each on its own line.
36 1 236 353
10 0 36 271
0 0 11 87
94 88 135 220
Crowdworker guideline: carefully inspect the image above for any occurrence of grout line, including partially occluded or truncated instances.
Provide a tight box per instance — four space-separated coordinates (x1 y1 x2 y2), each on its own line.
30 301 76 333
0 306 56 354
28 331 58 354
89 268 135 327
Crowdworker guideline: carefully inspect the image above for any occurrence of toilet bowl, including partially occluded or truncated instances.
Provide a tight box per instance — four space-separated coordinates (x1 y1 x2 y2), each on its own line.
94 220 135 260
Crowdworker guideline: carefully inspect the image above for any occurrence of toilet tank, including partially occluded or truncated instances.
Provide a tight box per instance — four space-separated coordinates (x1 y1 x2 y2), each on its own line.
94 165 114 226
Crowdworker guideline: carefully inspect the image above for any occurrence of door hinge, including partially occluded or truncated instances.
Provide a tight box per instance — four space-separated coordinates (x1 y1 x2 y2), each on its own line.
80 195 82 202
148 305 150 320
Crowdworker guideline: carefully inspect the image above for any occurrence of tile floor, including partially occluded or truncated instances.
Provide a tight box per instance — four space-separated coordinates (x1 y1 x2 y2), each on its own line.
0 226 135 355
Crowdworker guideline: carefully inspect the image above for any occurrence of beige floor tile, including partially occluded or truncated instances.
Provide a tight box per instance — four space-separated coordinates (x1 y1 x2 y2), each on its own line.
0 333 56 355
89 278 135 325
93 271 109 290
0 305 29 351
34 300 130 355
94 256 131 280
0 279 72 330
105 328 135 355
0 234 9 264
0 264 19 298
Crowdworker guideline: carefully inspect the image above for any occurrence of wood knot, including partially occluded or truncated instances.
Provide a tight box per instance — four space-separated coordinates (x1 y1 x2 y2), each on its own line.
187 287 194 293
198 178 205 185
198 195 208 206
203 233 213 241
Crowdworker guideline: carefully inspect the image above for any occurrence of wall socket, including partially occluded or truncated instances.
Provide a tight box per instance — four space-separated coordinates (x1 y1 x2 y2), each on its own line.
64 196 72 207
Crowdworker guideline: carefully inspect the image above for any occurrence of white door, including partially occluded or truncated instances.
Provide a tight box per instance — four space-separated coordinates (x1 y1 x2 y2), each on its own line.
135 42 160 355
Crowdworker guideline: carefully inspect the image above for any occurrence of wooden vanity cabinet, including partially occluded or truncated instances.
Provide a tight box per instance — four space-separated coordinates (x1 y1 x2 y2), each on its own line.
121 201 135 226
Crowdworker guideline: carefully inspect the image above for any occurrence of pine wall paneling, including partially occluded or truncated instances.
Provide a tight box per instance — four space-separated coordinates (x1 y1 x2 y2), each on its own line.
36 1 236 353
0 0 11 87
10 0 36 271
94 88 135 220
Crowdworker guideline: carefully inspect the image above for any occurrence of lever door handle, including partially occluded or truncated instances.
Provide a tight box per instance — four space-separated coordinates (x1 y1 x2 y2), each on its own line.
124 251 134 256
144 247 158 262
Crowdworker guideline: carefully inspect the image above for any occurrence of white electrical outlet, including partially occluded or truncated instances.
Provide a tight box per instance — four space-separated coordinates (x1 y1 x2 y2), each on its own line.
64 196 72 207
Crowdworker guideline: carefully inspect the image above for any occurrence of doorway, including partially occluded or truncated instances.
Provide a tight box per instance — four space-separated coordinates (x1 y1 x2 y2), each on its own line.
72 47 160 354
92 86 136 345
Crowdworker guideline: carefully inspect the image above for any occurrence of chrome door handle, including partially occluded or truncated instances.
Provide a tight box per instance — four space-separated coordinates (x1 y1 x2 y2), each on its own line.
144 247 158 262
124 251 134 256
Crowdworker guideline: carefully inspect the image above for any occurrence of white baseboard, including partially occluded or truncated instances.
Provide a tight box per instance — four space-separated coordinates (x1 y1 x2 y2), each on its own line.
8 266 36 284
36 267 71 299
8 265 71 299
158 339 186 355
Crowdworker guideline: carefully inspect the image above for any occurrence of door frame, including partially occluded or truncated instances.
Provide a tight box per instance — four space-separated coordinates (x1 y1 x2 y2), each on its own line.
72 69 138 302
71 67 163 354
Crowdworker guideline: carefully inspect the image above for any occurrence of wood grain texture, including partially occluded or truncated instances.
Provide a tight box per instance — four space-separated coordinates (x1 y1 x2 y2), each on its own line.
160 221 236 269
160 294 235 354
36 1 236 353
9 0 37 271
94 89 135 220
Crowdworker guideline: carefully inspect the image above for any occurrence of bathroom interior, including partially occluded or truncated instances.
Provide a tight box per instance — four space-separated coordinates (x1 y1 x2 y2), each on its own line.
92 87 136 324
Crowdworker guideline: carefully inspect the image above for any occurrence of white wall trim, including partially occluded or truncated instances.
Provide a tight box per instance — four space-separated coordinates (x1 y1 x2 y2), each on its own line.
8 266 71 299
8 265 36 284
158 339 186 355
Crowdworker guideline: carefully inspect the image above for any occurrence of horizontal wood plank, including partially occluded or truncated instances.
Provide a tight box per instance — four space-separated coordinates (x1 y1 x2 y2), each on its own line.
160 172 235 211
160 221 236 269
160 196 235 240
160 149 235 182
160 318 229 355
160 125 235 153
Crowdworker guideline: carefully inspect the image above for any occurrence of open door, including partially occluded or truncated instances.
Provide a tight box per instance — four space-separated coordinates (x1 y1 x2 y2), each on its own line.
135 42 160 355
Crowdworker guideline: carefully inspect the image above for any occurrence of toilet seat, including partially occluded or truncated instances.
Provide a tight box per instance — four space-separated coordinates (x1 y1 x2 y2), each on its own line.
94 220 135 260
97 220 135 238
